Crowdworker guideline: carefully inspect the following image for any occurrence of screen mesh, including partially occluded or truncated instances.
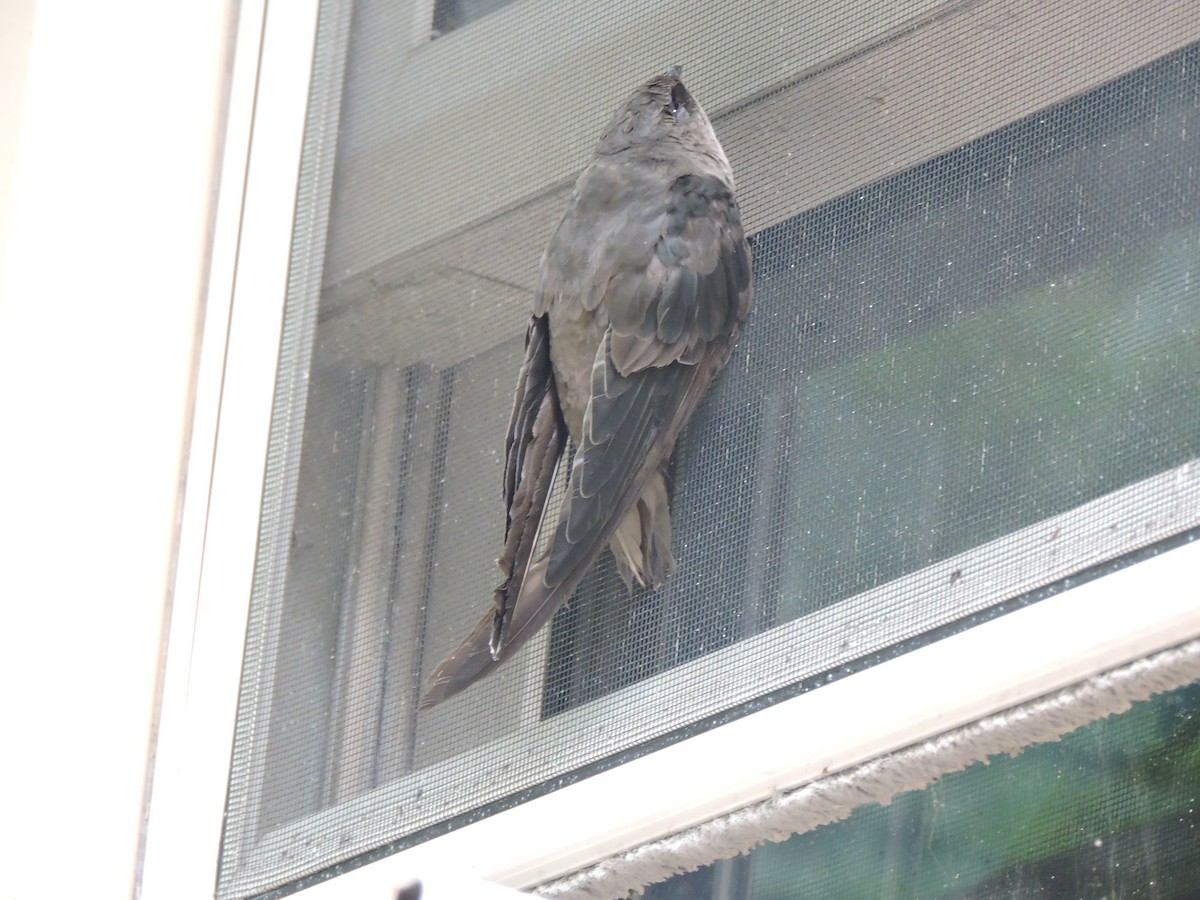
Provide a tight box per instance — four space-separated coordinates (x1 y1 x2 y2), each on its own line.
218 0 1200 895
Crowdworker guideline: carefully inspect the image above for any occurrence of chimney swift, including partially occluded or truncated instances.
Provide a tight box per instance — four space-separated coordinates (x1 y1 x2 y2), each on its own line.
420 67 753 709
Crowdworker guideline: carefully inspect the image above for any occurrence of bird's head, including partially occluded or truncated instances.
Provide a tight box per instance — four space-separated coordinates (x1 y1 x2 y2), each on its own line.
596 67 725 166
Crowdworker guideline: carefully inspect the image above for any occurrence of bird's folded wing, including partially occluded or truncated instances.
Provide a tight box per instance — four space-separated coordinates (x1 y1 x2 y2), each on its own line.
420 315 567 709
492 173 753 667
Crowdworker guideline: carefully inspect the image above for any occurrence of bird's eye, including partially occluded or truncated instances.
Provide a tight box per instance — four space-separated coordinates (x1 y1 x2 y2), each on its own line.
667 82 690 118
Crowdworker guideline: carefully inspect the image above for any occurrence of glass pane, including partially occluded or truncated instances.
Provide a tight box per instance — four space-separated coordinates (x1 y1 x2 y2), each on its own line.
645 678 1200 899
431 0 518 37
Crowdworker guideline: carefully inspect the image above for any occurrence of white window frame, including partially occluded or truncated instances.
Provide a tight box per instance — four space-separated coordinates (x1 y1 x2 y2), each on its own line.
139 0 323 894
139 0 1200 896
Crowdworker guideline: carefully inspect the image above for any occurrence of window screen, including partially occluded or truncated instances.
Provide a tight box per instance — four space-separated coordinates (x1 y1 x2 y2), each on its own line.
218 0 1200 896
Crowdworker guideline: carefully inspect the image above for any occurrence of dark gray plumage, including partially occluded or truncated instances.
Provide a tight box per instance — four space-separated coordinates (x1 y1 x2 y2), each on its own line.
420 68 753 709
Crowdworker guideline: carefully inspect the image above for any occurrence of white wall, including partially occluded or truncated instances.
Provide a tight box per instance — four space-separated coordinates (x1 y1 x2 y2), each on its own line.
0 3 234 897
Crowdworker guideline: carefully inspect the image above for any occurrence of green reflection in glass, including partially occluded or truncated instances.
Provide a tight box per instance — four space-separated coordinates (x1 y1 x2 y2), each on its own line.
779 226 1200 622
745 679 1200 898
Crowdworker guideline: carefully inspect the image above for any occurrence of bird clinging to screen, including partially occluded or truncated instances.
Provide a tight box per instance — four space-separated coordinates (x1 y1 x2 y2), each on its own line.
420 67 753 709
